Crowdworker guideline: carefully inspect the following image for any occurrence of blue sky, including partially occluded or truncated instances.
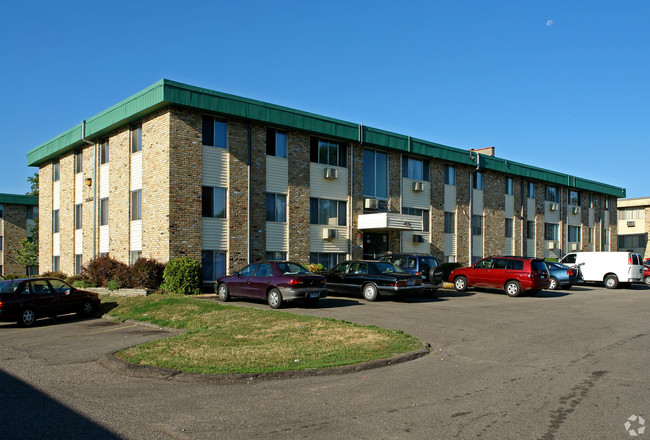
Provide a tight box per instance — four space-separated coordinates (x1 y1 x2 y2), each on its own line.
1 1 648 198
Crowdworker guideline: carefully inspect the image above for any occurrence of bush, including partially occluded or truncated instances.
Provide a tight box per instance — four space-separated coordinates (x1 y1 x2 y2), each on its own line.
441 262 463 282
131 258 166 290
307 263 325 273
161 257 201 295
41 271 67 280
106 278 122 291
72 279 92 288
82 255 132 288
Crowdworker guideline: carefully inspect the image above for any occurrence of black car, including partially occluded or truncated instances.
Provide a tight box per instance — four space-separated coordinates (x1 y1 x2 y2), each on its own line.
379 254 443 293
0 277 100 326
324 260 424 301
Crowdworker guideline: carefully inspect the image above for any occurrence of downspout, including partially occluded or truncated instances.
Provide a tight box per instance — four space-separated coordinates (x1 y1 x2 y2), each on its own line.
81 121 96 259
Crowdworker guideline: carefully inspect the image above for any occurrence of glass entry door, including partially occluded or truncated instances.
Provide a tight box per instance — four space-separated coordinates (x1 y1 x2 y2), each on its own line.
363 232 389 260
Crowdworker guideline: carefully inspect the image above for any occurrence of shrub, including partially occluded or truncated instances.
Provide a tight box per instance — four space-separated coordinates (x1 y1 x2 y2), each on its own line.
307 263 325 273
161 257 202 295
441 262 463 282
66 274 86 284
82 255 132 288
41 271 67 280
131 258 166 290
106 278 122 291
72 280 91 288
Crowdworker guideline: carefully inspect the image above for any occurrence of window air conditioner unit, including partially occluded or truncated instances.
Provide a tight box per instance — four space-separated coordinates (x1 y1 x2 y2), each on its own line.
324 168 339 179
412 234 424 243
550 203 559 211
364 198 378 210
627 221 635 227
412 181 425 192
323 228 338 240
572 206 581 215
570 243 578 251
548 242 556 250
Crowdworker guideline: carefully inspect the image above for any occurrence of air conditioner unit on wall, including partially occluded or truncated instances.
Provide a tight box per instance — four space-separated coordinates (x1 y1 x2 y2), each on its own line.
570 243 578 251
550 203 559 211
627 221 635 227
572 206 581 215
412 234 424 243
364 198 378 210
323 228 338 240
548 242 556 250
324 168 339 179
412 181 425 192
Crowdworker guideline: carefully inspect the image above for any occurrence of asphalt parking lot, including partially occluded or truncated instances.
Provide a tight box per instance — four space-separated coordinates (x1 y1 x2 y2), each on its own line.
1 284 649 439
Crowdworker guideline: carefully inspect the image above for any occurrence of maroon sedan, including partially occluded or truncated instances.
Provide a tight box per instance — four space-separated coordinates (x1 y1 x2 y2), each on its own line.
216 261 327 309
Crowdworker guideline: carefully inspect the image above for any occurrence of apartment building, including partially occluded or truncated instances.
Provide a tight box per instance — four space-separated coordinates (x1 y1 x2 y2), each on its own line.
26 80 624 282
0 193 38 276
617 197 650 258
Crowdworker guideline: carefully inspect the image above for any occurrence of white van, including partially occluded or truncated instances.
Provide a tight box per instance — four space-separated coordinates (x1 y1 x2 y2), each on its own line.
560 252 644 289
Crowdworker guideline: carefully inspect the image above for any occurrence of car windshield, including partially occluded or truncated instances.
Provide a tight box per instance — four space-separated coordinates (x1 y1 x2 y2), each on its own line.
277 262 311 275
373 262 405 274
0 280 22 293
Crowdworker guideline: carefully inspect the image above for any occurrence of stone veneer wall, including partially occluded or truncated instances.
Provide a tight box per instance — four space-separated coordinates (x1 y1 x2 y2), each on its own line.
288 132 310 265
429 161 444 261
3 204 28 275
455 165 471 266
482 171 505 257
228 119 252 271
351 144 364 259
534 182 546 258
513 179 523 256
388 152 401 253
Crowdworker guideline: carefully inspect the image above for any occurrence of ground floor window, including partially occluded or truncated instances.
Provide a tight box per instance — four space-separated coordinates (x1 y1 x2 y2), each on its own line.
568 226 581 243
27 265 38 276
310 253 346 271
403 208 429 231
202 251 226 282
505 218 513 238
74 254 83 275
52 256 60 273
545 223 558 241
130 251 142 265
265 251 287 260
527 221 535 240
472 215 483 236
618 234 645 250
444 256 456 263
472 256 482 265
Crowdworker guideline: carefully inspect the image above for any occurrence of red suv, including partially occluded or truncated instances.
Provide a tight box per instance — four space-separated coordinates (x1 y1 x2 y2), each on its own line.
450 256 550 297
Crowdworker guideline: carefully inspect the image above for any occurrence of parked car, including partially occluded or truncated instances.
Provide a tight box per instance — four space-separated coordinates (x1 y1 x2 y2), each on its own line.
216 261 327 309
323 260 423 301
379 254 443 293
545 262 582 290
644 264 650 286
0 277 100 327
450 256 550 297
560 252 644 289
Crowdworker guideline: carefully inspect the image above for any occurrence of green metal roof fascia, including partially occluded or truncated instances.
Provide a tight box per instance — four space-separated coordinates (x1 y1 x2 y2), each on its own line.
0 193 38 205
362 126 410 152
162 80 360 141
27 81 168 167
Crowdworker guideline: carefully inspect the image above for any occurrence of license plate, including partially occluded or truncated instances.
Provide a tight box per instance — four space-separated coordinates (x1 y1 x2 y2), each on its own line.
309 292 319 298
408 279 414 286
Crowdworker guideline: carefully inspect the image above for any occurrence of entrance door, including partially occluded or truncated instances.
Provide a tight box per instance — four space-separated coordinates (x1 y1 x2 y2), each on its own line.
363 232 389 260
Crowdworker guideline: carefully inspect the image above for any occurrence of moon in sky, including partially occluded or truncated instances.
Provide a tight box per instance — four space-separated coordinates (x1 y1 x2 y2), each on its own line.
546 19 554 26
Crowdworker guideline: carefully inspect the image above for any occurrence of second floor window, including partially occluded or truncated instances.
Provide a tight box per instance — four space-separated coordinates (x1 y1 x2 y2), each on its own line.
74 150 83 173
52 160 60 181
202 116 227 148
310 198 346 226
545 223 558 241
546 186 558 202
310 137 347 167
403 207 429 231
74 204 82 230
99 198 109 226
402 157 429 181
53 209 60 233
506 178 514 195
100 139 109 164
131 123 142 153
266 193 287 222
569 190 580 206
202 187 226 218
444 212 455 234
130 189 142 221
363 149 388 199
266 128 287 158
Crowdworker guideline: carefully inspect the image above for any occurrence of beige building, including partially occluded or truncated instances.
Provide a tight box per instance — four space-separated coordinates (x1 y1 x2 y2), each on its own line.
617 197 650 259
26 80 625 283
0 193 38 276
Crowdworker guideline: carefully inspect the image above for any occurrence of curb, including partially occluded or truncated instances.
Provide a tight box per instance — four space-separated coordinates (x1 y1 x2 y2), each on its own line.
98 343 431 384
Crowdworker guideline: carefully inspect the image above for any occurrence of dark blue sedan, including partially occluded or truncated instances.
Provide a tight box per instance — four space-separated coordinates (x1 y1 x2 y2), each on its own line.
545 262 582 290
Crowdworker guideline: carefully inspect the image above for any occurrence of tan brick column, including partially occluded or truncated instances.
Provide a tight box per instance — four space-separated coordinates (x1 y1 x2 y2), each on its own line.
59 151 75 274
39 164 53 273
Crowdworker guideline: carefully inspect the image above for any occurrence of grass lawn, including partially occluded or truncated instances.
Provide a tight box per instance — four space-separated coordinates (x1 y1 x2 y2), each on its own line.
102 295 422 375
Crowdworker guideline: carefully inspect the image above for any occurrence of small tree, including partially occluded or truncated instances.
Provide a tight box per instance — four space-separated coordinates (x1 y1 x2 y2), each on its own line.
14 219 39 272
27 172 39 197
161 257 202 295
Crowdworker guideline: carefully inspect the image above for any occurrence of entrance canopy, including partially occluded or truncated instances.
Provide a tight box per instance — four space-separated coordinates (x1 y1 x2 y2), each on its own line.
357 212 422 231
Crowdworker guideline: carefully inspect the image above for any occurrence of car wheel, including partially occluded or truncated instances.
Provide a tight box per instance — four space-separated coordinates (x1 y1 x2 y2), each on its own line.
505 280 521 297
645 276 650 286
78 300 96 317
19 309 36 327
453 276 467 292
604 275 619 289
362 284 379 301
548 277 559 290
217 283 230 302
267 288 283 309
304 297 319 307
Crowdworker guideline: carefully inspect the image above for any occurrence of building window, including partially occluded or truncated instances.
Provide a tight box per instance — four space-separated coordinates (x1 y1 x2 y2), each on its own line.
0 237 2 251
202 116 227 148
545 223 558 241
527 221 535 240
546 186 558 202
444 165 456 185
52 256 60 273
310 137 347 167
99 198 109 226
265 251 287 260
26 205 38 220
130 190 142 221
130 251 142 265
527 182 535 199
74 254 83 276
202 250 226 282
568 226 581 243
472 215 483 236
363 149 388 199
402 156 429 181
310 253 346 271
266 128 288 158
74 204 83 230
202 187 227 218
569 190 580 206
444 212 456 234
266 193 287 222
100 138 109 164
131 123 143 153
603 229 610 246
403 207 429 232
444 256 456 264
589 194 594 209
52 160 60 181
74 150 83 173
0 204 3 218
310 198 346 226
604 198 610 210
53 209 60 233
27 265 38 276
472 172 483 190
505 218 513 238
506 178 514 195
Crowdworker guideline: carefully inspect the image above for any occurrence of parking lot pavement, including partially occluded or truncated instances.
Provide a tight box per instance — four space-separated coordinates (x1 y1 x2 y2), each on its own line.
1 284 649 439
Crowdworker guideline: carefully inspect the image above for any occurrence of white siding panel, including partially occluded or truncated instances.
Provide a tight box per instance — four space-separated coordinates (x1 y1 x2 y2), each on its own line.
131 151 143 190
53 181 61 210
99 225 109 254
266 222 288 251
472 235 483 259
75 174 83 204
266 156 288 193
310 163 349 199
505 238 514 256
526 239 535 257
0 219 3 235
202 218 228 249
100 165 109 198
402 178 430 209
75 230 83 255
604 211 610 229
527 199 536 221
545 202 560 223
444 185 457 212
203 146 228 187
309 225 348 253
444 233 456 257
505 195 514 218
53 233 60 256
130 220 142 251
401 231 430 254
472 190 483 214
568 209 581 226
589 208 595 227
